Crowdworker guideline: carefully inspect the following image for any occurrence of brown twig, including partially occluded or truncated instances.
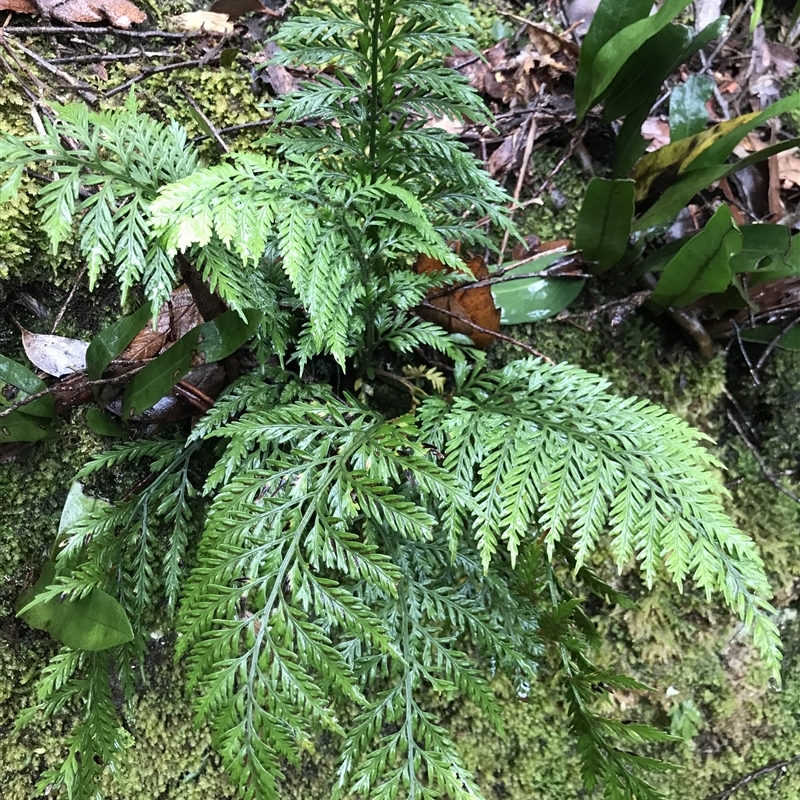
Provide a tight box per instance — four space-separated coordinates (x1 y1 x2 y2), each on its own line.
418 300 554 362
498 109 538 266
50 50 181 65
4 35 98 104
191 118 274 144
178 84 229 154
105 58 205 98
703 753 800 800
51 265 86 334
0 25 196 40
725 406 800 505
0 364 146 420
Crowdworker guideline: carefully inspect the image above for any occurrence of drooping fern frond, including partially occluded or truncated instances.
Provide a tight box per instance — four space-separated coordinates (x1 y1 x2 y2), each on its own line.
417 357 782 677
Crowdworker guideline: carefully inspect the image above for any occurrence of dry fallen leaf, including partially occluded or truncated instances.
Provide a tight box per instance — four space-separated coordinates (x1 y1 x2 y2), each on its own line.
21 329 89 377
0 0 36 13
415 254 500 349
777 148 800 188
641 117 671 151
34 0 145 28
121 285 204 361
168 11 234 35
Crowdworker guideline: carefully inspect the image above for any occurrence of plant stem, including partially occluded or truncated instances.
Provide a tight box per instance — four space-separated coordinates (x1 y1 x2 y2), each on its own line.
367 0 383 175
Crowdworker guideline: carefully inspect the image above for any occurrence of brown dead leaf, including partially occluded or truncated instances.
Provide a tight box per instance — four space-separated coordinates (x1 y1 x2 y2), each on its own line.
21 329 89 377
0 0 36 12
35 0 145 27
641 117 671 151
526 22 579 72
777 148 800 188
121 286 204 361
415 254 500 349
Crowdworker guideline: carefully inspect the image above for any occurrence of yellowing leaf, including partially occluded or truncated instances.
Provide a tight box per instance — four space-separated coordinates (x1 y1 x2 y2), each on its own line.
631 112 760 201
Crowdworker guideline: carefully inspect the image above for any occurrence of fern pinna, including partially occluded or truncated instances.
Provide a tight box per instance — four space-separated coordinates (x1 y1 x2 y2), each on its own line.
0 0 781 799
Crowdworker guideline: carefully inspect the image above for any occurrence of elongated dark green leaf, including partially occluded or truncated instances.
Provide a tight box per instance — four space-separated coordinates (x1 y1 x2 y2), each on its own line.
611 17 727 178
0 353 54 418
121 327 202 420
197 308 263 362
633 137 800 231
84 407 127 438
17 562 134 651
601 24 692 124
741 325 800 351
649 204 741 311
686 91 800 171
120 309 263 419
576 0 693 121
574 0 654 120
575 178 635 274
0 410 58 442
670 74 715 141
493 252 585 324
86 303 152 381
730 225 791 274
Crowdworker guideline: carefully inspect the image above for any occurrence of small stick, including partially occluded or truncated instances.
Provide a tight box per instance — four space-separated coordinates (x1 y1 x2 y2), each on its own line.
105 58 205 98
1 26 195 40
418 300 554 363
178 84 229 154
51 265 87 334
5 36 98 103
725 408 800 506
498 109 537 266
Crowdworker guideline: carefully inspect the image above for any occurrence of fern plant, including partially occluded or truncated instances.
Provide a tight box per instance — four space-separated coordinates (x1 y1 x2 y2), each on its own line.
0 1 783 800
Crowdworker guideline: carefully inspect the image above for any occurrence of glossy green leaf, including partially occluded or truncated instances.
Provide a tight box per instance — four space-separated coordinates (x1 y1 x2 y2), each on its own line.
649 204 741 312
575 178 635 274
17 561 134 651
670 74 715 141
197 308 263 362
0 411 58 442
84 408 127 438
0 353 54 418
120 309 262 420
493 253 586 324
611 17 727 178
576 0 693 122
601 24 692 124
740 324 800 351
86 303 152 381
121 327 202 421
58 481 112 540
686 91 800 171
633 137 800 231
574 0 655 121
730 225 792 274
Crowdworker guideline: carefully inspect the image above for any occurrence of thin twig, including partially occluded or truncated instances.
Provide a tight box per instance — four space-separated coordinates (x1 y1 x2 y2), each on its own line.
178 84 230 154
498 108 537 266
50 51 182 65
418 300 554 362
703 753 800 800
725 407 800 505
1 25 196 39
105 58 205 98
4 36 98 104
755 314 800 372
731 320 760 385
0 365 146 419
191 118 274 144
51 265 86 334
